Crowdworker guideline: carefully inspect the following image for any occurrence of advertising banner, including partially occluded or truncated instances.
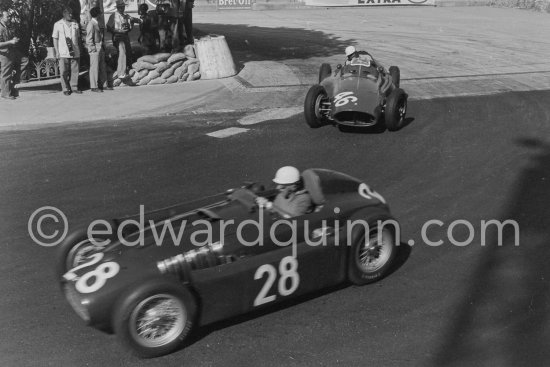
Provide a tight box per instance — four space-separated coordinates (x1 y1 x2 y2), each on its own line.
304 0 435 6
217 0 253 10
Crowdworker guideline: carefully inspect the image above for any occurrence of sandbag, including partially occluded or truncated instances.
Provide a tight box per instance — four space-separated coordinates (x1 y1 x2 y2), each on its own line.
193 71 201 80
183 44 195 59
155 61 170 73
138 52 171 64
128 69 136 77
174 65 188 79
138 76 152 86
178 72 189 82
187 63 200 75
171 60 185 70
131 72 141 84
138 69 149 79
161 66 176 80
167 53 187 64
148 78 167 85
182 58 198 68
132 60 156 71
147 70 160 79
166 75 178 84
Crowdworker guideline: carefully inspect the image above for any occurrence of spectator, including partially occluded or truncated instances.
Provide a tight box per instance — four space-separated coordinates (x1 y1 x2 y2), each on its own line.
52 7 82 95
107 0 140 79
86 6 109 92
0 8 29 100
164 0 194 51
138 3 161 54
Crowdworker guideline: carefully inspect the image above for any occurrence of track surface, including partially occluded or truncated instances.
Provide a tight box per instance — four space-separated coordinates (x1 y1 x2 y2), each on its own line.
2 90 550 366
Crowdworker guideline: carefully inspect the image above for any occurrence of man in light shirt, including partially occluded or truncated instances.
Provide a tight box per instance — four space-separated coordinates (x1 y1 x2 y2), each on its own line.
52 7 82 95
107 0 140 79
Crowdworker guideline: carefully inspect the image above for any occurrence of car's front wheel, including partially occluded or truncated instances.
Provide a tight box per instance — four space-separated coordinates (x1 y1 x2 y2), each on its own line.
113 279 197 358
304 84 328 128
384 88 407 132
348 218 398 285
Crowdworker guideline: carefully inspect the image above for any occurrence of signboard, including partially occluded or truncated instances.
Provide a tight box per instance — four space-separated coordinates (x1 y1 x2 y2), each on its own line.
303 0 434 6
217 0 253 9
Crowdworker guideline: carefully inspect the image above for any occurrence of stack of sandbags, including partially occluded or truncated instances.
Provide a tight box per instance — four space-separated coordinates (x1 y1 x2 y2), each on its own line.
121 45 201 87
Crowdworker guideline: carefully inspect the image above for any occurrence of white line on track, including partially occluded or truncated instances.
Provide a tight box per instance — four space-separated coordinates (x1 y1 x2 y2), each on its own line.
238 107 302 126
207 127 249 138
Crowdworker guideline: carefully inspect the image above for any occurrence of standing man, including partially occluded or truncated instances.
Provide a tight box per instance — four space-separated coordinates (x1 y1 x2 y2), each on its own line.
52 7 82 95
0 8 26 100
86 6 107 92
107 0 140 79
165 0 194 51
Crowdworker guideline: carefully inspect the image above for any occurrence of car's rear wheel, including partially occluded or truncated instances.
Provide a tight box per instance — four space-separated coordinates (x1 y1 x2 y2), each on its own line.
319 63 332 83
113 279 197 358
384 88 407 132
304 85 328 128
389 66 400 88
348 218 398 285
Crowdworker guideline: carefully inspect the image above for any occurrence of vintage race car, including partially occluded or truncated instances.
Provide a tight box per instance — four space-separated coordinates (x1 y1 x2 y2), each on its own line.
57 169 399 358
304 60 408 131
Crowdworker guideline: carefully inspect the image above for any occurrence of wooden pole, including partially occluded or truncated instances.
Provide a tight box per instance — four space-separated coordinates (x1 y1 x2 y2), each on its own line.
194 35 237 80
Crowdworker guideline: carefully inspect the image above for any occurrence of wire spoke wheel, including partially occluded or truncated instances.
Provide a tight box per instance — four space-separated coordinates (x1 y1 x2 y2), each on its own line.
355 228 393 273
130 294 187 348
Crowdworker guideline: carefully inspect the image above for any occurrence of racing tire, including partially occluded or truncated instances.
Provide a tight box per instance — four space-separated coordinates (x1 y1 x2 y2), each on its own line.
318 63 332 83
347 216 398 285
384 88 407 132
389 66 400 88
113 278 197 358
304 85 328 129
55 222 118 281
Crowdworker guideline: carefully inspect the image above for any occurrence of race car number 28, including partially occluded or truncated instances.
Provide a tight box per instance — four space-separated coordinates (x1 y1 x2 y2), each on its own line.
64 253 120 294
334 92 358 107
253 256 299 307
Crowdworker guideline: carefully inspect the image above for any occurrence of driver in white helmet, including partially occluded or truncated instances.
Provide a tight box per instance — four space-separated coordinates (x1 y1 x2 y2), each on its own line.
344 45 384 71
256 166 312 218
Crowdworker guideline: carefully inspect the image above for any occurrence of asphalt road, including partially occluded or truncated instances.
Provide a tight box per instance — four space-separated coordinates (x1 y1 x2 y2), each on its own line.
1 89 550 367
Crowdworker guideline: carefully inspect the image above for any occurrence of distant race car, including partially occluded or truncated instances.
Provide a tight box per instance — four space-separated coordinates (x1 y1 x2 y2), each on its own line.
57 169 399 358
304 60 408 131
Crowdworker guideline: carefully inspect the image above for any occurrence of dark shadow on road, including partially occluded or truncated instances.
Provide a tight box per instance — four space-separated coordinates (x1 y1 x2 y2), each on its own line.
194 24 355 69
432 137 550 366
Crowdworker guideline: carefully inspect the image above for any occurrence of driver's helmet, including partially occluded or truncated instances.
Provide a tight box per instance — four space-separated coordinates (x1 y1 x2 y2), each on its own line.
345 45 356 58
273 166 300 185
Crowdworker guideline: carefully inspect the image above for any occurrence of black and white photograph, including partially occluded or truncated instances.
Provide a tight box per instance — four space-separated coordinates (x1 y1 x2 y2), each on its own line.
1 0 549 365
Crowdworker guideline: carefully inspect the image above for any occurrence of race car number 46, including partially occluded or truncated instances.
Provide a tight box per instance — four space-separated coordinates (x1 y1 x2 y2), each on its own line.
334 91 358 107
254 256 300 307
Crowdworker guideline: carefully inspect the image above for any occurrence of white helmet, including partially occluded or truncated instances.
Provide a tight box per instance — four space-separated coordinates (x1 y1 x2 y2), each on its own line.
345 45 356 57
273 166 300 185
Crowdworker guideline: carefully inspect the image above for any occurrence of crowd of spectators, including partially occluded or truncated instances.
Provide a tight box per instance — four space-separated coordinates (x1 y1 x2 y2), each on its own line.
0 0 194 99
